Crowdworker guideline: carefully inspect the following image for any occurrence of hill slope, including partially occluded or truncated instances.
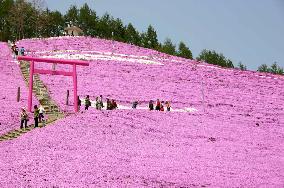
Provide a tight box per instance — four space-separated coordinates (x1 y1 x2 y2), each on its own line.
0 36 283 187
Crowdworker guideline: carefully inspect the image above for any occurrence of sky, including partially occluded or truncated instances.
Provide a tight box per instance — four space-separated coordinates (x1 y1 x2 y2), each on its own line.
44 0 284 70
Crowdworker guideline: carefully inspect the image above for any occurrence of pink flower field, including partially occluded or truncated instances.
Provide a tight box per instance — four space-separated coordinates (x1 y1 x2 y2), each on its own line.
0 43 37 135
0 37 283 187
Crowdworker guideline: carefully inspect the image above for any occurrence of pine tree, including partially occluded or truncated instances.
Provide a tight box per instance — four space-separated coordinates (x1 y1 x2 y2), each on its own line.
177 42 193 59
197 49 234 68
144 25 159 49
125 23 141 45
78 3 97 36
257 64 269 73
65 5 79 26
238 62 247 70
160 38 176 55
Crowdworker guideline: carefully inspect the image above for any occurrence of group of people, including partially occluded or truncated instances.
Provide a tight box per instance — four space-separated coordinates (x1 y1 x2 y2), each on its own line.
19 97 171 129
78 95 118 111
146 99 171 111
78 95 171 112
20 105 45 129
11 44 25 58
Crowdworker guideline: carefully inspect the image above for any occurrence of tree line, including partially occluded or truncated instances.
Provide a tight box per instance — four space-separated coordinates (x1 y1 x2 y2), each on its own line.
0 0 282 75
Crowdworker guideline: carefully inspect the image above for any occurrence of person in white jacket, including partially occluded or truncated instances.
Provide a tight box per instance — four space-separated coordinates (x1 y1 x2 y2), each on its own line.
38 105 45 123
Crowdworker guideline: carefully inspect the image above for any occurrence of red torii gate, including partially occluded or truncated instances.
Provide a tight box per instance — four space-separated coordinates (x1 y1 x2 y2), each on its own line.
17 56 89 112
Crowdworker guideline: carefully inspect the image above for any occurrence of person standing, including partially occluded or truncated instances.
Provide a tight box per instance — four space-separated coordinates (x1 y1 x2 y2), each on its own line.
85 95 91 110
155 99 161 111
78 96 81 111
95 97 100 110
20 47 25 56
106 98 112 110
111 99 118 110
165 101 171 111
99 95 104 109
38 105 45 123
149 100 154 111
160 101 165 111
34 105 39 128
15 46 19 56
20 107 29 129
132 101 138 109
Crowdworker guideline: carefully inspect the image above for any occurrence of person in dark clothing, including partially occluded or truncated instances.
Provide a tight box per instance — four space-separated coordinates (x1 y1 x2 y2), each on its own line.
78 96 81 111
111 99 118 110
160 101 165 111
15 46 19 56
34 105 39 128
106 98 112 110
20 47 25 56
149 100 154 111
132 101 138 109
155 99 161 111
85 95 91 110
20 107 28 129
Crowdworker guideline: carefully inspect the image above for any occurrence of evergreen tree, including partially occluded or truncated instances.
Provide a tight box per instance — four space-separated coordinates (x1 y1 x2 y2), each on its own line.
78 3 97 36
65 5 79 26
111 18 126 42
197 49 234 68
258 63 283 75
257 64 269 73
160 38 176 55
144 25 159 49
238 62 247 71
125 23 141 45
270 62 283 75
177 41 193 59
97 13 112 38
0 0 14 41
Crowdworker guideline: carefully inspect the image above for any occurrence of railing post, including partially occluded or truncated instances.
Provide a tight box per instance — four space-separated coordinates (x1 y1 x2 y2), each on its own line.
28 61 34 112
73 64 78 112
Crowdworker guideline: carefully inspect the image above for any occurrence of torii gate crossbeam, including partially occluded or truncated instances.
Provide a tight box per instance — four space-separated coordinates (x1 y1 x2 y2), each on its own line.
17 56 89 113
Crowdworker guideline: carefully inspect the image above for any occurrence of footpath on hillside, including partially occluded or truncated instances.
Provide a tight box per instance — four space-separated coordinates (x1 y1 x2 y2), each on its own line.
0 43 65 142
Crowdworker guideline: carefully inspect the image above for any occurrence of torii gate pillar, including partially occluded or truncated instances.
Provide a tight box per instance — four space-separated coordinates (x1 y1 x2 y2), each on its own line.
18 56 89 113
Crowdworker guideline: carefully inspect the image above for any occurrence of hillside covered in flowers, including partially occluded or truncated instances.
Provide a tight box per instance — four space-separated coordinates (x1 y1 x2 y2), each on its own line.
0 36 283 187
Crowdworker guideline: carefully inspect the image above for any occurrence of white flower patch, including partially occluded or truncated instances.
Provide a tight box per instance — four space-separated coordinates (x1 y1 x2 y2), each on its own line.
41 53 164 65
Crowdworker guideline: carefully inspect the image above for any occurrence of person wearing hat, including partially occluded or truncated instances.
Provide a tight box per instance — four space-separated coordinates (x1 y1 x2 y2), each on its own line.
20 107 29 129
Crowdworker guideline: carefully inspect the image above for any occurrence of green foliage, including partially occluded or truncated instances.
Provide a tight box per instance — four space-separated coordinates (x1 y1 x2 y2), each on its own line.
78 3 97 36
237 62 247 71
64 5 78 25
0 0 14 41
257 64 269 72
125 23 141 45
160 38 176 55
141 25 159 49
197 49 234 68
96 13 112 38
0 1 195 61
177 42 192 59
258 62 283 75
111 18 126 42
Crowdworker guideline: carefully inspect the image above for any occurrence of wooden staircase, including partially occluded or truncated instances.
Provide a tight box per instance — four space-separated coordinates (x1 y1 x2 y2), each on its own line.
0 61 65 142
